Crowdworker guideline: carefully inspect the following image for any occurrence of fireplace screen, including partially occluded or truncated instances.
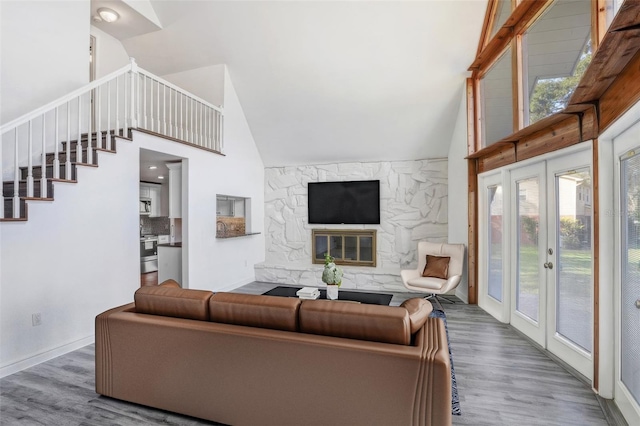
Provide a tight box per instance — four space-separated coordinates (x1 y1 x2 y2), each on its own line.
312 229 376 267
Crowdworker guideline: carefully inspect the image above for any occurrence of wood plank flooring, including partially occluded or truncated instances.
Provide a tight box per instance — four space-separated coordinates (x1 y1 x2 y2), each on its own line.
0 282 617 425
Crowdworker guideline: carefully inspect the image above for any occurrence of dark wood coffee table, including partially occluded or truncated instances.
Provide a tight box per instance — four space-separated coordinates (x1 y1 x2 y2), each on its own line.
262 286 393 306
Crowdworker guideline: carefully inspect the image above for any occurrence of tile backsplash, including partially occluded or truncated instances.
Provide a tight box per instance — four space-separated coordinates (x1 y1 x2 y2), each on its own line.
140 216 170 235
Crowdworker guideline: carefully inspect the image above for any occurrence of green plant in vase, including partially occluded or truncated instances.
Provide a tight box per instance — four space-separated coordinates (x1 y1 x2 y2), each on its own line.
322 253 342 300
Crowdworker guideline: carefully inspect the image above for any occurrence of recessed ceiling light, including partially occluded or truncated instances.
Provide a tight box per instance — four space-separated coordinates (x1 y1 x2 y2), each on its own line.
97 8 119 23
158 176 165 179
148 166 157 170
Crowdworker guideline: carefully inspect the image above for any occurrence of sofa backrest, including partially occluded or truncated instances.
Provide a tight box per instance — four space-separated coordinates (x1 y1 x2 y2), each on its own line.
133 284 433 346
299 299 412 345
209 292 301 332
135 283 213 321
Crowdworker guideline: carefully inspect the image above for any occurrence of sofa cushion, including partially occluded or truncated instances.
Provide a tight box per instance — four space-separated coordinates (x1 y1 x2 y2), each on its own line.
209 293 301 332
299 300 411 345
134 285 213 321
400 298 433 334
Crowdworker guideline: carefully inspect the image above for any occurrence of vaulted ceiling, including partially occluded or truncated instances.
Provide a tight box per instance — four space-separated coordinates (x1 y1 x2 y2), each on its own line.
92 0 487 167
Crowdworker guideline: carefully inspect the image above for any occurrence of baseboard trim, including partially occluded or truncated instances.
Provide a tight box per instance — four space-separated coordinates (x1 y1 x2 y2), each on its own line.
596 395 629 426
0 335 94 379
217 276 255 293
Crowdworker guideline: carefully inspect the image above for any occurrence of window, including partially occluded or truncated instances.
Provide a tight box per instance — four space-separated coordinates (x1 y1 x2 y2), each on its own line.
312 229 376 267
490 0 512 40
471 0 600 149
481 48 514 147
523 0 592 126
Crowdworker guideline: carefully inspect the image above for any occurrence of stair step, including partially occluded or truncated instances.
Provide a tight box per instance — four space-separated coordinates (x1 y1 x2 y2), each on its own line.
19 163 76 181
2 198 26 220
61 129 130 151
45 148 99 166
62 136 116 152
3 180 54 199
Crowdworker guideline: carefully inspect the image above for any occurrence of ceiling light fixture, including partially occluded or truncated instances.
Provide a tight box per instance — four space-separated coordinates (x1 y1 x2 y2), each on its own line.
148 166 157 170
97 8 119 23
158 176 164 180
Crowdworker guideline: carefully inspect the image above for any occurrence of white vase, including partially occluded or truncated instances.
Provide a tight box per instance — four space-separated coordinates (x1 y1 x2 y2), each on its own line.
326 285 339 300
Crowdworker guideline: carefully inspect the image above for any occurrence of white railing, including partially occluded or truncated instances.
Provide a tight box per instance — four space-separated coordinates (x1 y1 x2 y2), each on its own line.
0 58 224 219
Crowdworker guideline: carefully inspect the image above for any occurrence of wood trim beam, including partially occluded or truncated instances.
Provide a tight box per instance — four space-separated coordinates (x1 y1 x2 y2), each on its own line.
593 0 608 50
466 78 477 156
470 0 549 73
477 0 499 57
467 159 479 304
599 48 640 131
517 116 581 161
571 25 640 104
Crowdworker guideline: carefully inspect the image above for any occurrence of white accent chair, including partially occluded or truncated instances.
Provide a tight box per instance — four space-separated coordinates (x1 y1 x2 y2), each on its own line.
400 241 465 303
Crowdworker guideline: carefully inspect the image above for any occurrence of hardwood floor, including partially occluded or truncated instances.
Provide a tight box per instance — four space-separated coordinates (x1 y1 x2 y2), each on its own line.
140 271 158 286
0 282 619 425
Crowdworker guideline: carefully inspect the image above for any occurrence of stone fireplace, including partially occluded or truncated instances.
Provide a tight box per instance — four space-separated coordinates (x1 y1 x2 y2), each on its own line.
256 159 448 292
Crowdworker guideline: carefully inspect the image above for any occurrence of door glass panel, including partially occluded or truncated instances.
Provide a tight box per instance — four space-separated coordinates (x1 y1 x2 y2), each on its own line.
517 178 540 321
621 153 640 405
556 169 592 352
488 185 503 301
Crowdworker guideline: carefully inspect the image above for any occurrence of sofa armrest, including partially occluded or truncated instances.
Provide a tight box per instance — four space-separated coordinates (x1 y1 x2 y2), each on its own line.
95 302 135 396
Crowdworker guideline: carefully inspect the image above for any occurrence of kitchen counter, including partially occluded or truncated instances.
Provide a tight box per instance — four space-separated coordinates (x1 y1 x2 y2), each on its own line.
216 232 261 239
158 243 182 248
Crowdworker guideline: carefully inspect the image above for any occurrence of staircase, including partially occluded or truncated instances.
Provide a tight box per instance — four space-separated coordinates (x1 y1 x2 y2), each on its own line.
2 130 125 220
1 59 223 222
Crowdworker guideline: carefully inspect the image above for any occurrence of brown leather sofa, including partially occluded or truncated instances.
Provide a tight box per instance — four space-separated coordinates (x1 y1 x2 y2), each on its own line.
95 280 452 426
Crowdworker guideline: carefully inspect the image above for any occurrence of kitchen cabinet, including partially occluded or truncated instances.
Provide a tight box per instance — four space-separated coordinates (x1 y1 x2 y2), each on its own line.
158 245 182 284
167 162 182 218
139 185 150 198
140 183 162 217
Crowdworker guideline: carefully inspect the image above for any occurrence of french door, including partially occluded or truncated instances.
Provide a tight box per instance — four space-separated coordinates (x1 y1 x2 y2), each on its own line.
613 119 640 423
480 147 594 379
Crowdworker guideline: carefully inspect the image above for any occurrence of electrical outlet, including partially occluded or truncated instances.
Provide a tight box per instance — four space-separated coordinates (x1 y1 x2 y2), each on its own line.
244 260 248 267
32 313 42 326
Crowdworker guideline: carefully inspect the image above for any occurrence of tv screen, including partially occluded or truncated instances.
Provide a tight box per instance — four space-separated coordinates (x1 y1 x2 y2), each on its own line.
308 180 380 224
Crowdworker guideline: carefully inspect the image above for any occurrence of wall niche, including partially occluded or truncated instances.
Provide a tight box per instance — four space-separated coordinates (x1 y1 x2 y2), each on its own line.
216 195 254 238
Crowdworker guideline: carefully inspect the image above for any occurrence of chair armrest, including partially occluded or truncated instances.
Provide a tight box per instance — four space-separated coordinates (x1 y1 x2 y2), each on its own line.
440 275 462 294
400 268 421 284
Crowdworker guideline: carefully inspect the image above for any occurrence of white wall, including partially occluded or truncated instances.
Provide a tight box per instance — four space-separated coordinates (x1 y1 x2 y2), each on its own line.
0 66 264 375
448 87 470 302
90 25 130 79
0 142 140 377
0 1 89 125
162 64 226 108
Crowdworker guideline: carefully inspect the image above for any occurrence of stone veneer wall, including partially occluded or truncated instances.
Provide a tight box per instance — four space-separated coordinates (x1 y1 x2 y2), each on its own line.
256 159 448 292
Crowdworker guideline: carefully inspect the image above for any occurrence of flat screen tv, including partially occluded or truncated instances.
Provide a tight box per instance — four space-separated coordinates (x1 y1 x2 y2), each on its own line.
308 180 380 224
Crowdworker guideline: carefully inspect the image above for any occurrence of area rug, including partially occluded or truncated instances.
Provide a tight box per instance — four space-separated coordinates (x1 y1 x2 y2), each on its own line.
429 308 461 416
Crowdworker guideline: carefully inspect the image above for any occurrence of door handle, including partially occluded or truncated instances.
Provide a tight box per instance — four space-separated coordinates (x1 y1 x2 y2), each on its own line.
544 262 554 269
636 299 640 309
